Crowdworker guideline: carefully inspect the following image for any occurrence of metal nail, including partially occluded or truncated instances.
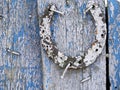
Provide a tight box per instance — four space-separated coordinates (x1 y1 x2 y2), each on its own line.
50 8 64 15
84 5 93 15
6 48 21 56
81 76 91 83
84 3 98 15
61 63 71 79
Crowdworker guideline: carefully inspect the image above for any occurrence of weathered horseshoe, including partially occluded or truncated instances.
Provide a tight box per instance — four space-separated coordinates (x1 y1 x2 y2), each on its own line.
40 1 106 71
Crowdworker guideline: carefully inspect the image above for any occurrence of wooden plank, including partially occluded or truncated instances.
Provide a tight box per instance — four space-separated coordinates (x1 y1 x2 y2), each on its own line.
1 0 43 89
37 0 106 90
0 0 7 89
108 0 120 90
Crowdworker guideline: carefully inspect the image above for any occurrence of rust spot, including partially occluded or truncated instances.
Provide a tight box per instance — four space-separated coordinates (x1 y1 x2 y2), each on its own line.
42 30 45 33
46 37 49 40
92 43 95 46
92 40 98 46
101 34 105 38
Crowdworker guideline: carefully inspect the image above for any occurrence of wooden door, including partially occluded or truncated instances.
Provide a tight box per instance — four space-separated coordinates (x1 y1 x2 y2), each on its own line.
2 0 119 90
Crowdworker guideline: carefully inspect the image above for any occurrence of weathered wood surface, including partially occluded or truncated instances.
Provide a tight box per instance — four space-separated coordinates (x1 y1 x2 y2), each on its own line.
108 0 120 90
37 0 106 90
0 0 42 89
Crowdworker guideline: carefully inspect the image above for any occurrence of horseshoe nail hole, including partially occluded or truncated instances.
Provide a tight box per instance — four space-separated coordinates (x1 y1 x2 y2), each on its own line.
92 5 95 9
95 49 98 52
101 34 104 38
42 30 45 33
78 60 82 64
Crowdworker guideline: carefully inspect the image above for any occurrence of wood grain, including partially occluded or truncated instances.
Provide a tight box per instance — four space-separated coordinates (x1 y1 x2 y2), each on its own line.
37 0 106 90
108 0 120 90
1 0 43 89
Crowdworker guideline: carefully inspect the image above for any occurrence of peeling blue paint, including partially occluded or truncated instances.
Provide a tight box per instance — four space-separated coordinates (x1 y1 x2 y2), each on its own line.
51 13 59 32
68 41 73 48
79 3 86 17
44 56 52 89
50 13 59 41
11 0 17 7
0 0 43 89
108 0 120 90
44 57 51 74
13 25 24 43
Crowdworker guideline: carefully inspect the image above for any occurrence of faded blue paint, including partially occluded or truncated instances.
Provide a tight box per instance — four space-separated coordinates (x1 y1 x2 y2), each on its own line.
11 0 17 7
50 13 59 41
65 4 71 8
0 0 43 89
51 13 59 31
108 0 120 90
13 25 24 43
44 56 52 89
44 56 51 74
68 41 73 48
37 0 107 90
79 3 86 17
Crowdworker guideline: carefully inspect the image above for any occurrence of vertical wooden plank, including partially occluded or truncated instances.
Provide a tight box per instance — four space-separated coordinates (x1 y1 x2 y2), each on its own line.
108 0 120 90
1 0 43 89
0 0 8 89
37 0 106 90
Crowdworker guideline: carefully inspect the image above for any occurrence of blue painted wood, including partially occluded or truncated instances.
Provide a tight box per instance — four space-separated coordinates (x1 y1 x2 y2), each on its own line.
108 0 120 90
0 0 43 89
0 0 108 89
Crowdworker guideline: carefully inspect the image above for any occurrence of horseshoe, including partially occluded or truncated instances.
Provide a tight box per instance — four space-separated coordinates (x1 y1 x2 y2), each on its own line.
40 1 106 70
